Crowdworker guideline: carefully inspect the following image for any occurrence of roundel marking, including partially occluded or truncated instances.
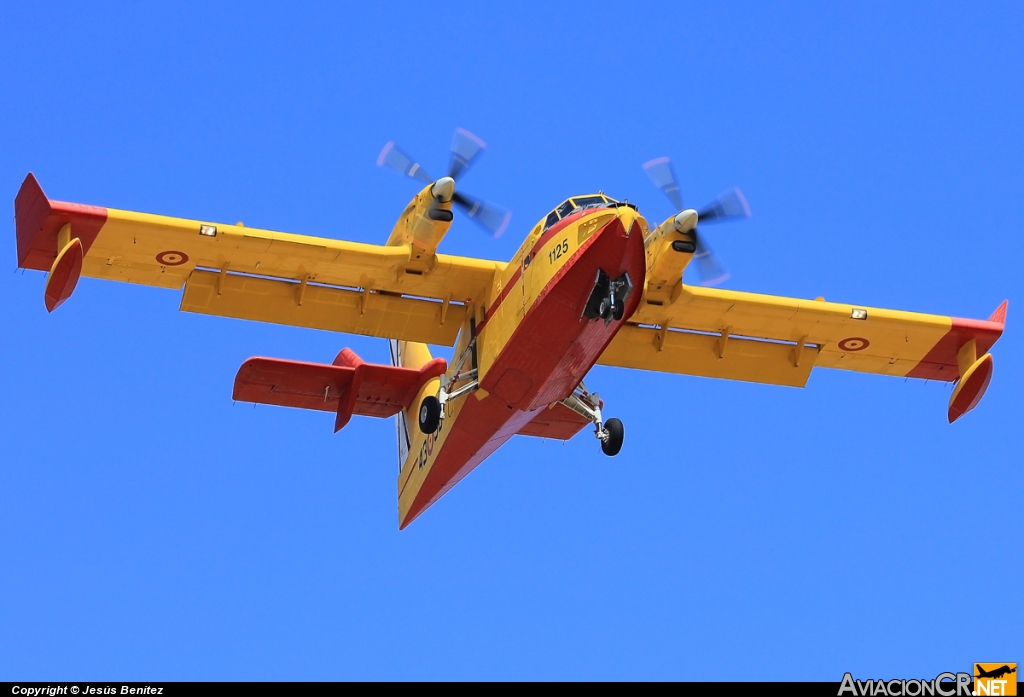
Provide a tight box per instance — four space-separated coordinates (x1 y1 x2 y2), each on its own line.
156 251 189 266
838 337 870 352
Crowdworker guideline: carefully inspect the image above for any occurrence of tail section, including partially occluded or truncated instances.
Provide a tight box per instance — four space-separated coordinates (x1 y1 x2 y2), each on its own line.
233 347 446 432
988 299 1008 325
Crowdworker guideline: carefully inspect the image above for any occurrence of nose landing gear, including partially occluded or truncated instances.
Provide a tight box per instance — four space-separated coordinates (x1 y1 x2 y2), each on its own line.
560 382 625 456
583 271 633 325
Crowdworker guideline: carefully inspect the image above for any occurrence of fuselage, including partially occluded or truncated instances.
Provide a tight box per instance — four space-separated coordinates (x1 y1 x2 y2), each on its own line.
397 201 648 527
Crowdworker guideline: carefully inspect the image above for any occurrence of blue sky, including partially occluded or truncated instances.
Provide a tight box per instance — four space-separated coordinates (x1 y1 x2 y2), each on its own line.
1 1 1020 681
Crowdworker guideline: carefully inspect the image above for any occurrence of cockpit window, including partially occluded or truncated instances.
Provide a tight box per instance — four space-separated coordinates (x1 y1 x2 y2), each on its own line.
572 195 607 209
541 194 620 231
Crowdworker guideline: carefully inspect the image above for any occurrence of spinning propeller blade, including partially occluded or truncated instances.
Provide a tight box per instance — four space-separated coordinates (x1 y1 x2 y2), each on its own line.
643 156 750 286
378 128 511 238
453 192 511 238
693 234 730 286
376 142 433 184
642 157 684 211
448 128 487 180
696 188 751 224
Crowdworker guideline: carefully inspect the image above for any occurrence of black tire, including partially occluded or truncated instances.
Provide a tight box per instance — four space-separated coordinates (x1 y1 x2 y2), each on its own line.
601 418 624 456
598 298 612 320
612 299 625 321
418 396 441 434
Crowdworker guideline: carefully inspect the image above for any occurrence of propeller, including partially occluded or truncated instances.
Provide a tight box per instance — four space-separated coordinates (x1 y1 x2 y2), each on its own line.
377 128 511 238
642 156 750 286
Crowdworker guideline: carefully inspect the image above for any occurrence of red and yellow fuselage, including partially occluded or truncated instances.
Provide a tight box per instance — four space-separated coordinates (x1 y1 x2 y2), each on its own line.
396 204 646 528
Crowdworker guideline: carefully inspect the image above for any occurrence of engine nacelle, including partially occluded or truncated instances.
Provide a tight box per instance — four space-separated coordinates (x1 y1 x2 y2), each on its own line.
386 177 456 272
643 209 698 303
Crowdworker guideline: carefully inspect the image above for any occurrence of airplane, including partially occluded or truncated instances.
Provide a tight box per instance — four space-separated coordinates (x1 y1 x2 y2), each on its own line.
976 665 1016 680
13 129 1007 528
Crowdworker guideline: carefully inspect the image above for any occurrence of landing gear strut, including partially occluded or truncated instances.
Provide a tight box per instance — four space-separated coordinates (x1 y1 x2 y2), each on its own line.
560 382 625 456
418 338 479 434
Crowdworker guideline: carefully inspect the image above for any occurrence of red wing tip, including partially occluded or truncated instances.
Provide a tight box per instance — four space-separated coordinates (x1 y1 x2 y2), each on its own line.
15 173 52 267
988 300 1008 326
15 174 108 272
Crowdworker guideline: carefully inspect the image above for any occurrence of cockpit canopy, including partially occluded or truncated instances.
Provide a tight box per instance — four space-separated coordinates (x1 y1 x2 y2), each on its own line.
543 194 619 231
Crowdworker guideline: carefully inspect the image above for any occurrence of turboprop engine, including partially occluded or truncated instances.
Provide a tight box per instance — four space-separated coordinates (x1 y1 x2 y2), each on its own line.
640 156 751 302
378 128 510 273
386 176 458 273
644 208 699 304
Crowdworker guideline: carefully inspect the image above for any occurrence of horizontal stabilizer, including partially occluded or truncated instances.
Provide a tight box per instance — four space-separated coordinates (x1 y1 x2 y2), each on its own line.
233 349 446 432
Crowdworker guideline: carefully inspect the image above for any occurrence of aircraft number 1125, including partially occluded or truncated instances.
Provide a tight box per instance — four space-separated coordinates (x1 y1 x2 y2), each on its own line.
548 239 569 264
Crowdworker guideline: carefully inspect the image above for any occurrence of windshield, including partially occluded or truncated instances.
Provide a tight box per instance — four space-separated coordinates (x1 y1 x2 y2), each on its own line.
541 194 618 231
572 195 607 209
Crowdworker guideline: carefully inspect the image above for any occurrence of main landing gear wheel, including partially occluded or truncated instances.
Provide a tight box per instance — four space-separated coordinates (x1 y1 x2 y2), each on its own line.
600 418 624 456
418 396 441 434
562 383 625 457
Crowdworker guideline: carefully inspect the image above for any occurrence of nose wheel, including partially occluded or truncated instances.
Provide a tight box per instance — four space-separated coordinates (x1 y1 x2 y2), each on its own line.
597 295 625 323
560 382 625 457
584 271 633 325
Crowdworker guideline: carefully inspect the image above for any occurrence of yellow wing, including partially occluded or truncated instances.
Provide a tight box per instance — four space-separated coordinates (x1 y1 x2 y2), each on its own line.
15 174 503 345
599 283 1006 388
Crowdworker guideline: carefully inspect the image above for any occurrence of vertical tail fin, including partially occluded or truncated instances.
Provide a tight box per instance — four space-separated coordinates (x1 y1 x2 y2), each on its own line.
988 300 1008 326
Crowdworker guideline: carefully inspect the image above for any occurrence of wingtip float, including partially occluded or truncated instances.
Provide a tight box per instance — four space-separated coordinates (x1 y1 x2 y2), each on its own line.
13 137 1009 526
944 300 1006 424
